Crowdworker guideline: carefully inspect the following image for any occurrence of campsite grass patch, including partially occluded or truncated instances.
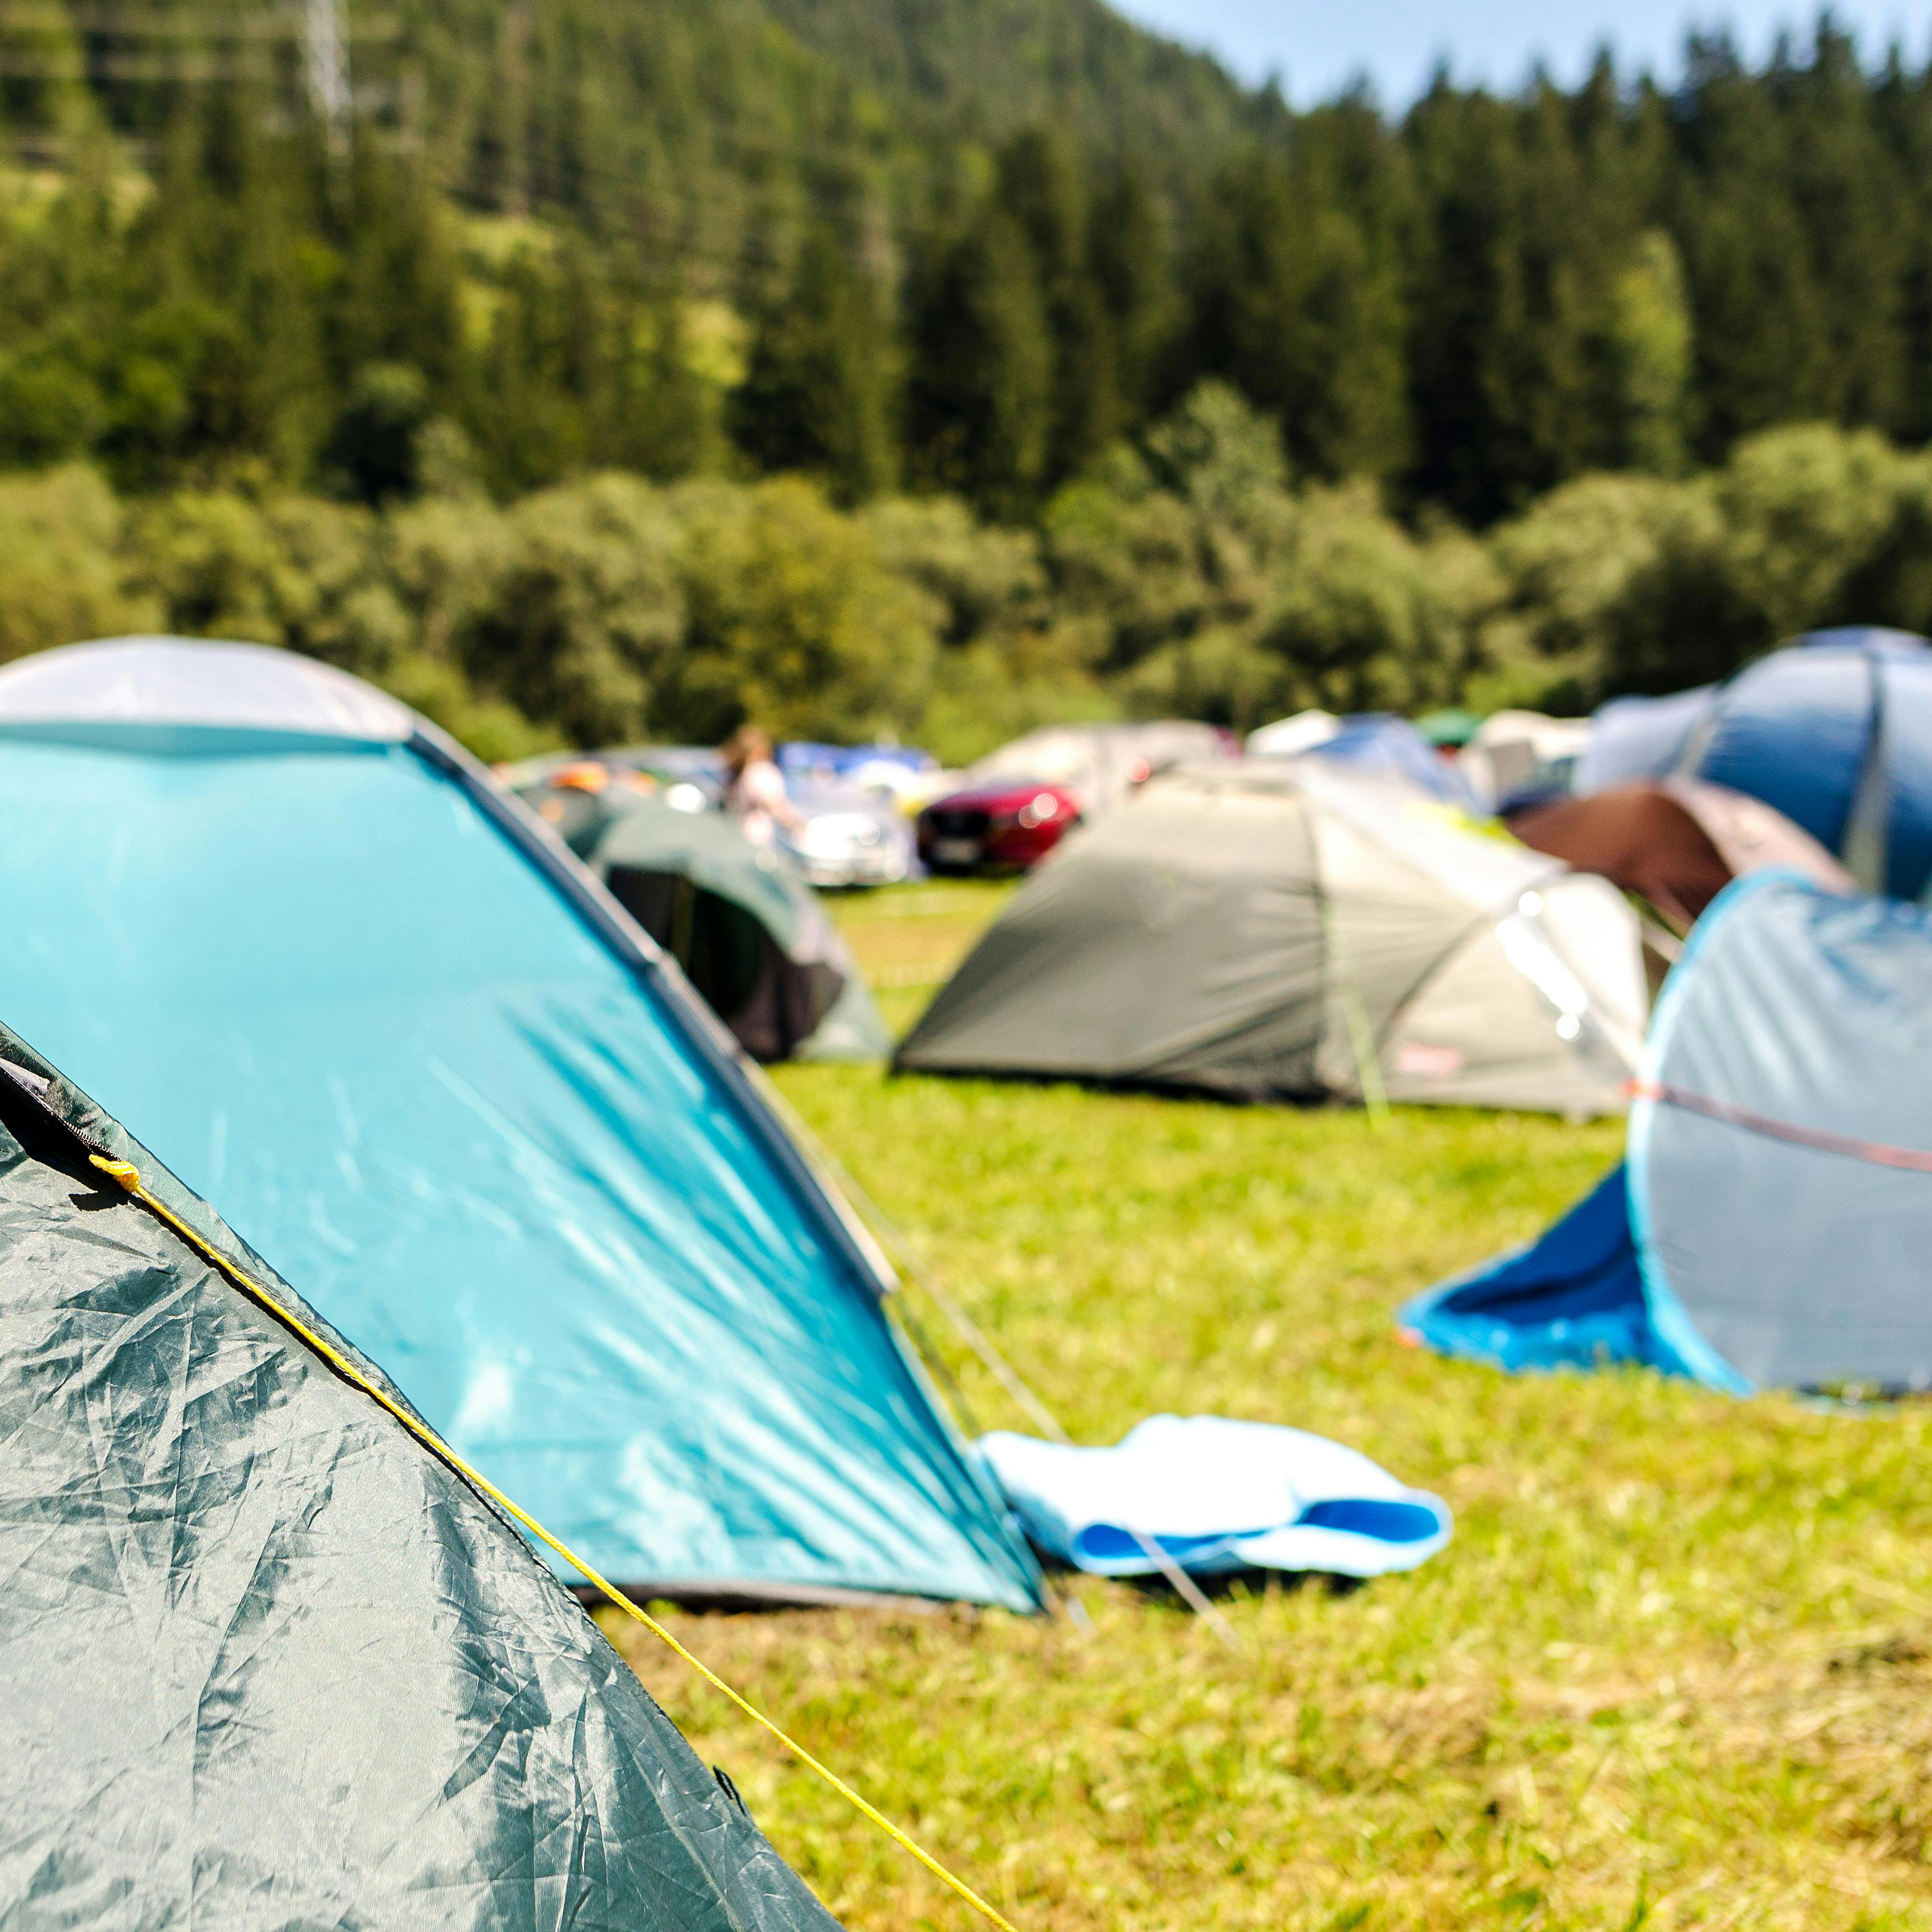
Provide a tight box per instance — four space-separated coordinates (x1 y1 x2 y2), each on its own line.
600 883 1932 1932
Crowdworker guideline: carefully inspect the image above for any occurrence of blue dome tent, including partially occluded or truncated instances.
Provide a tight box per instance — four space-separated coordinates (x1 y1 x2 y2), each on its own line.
1579 627 1932 899
1252 711 1482 812
0 637 1041 1611
1405 870 1932 1395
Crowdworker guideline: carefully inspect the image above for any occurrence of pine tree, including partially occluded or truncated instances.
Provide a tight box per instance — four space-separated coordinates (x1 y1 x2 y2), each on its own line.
1782 22 1908 433
996 127 1118 484
1087 160 1171 427
4 8 1932 529
1671 32 1836 459
1184 136 1407 489
467 249 589 495
1876 48 1932 445
623 290 726 482
730 225 897 501
905 206 1053 519
1610 229 1692 474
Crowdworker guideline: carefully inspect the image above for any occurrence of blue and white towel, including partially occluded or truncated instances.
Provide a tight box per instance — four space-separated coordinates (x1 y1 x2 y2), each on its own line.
980 1414 1452 1579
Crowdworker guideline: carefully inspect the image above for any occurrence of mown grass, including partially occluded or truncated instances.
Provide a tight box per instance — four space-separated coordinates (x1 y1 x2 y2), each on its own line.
598 881 1932 1932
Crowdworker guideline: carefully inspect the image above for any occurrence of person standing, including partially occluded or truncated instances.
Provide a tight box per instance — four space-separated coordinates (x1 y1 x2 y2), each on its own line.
720 724 805 848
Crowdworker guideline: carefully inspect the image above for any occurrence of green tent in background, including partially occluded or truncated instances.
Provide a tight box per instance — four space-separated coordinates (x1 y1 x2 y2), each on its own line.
0 1020 842 1930
522 773 891 1062
1415 707 1483 749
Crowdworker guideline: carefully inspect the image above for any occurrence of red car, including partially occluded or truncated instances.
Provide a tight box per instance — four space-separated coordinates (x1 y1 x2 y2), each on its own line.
917 780 1083 874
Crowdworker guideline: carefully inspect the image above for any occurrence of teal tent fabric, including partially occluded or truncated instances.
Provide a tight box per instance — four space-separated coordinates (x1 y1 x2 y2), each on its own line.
0 1022 843 1929
0 638 1039 1610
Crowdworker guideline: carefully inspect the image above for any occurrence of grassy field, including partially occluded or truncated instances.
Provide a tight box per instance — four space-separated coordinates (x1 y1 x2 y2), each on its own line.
598 881 1932 1932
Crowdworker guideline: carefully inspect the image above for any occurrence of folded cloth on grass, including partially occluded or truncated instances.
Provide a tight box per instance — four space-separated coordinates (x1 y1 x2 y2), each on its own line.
980 1414 1452 1579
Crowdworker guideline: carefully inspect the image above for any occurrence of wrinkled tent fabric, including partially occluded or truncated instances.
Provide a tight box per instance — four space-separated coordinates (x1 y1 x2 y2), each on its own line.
519 776 890 1061
1405 871 1932 1393
1402 1165 1673 1376
1577 627 1932 899
0 637 1039 1611
1509 779 1854 928
981 1415 1452 1580
896 761 1647 1115
0 1023 841 1931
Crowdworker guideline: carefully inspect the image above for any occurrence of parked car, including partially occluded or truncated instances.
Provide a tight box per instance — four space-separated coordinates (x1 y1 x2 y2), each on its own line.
610 745 729 810
919 779 1083 874
917 720 1233 874
780 740 948 814
782 775 917 887
500 745 727 813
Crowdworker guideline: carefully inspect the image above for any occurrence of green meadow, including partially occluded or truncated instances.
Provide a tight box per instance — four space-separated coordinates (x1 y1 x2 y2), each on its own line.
598 882 1932 1932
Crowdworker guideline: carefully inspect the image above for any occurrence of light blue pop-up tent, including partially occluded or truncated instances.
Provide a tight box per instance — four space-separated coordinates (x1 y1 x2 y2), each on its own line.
1579 627 1932 899
1405 869 1932 1395
0 637 1040 1610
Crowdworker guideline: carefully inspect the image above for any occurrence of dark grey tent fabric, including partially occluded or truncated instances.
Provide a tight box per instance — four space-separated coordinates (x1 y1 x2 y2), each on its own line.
904 771 1329 1094
0 1021 842 1932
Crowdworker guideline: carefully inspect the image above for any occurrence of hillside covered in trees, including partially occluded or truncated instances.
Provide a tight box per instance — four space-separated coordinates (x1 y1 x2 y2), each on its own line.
2 2 1931 752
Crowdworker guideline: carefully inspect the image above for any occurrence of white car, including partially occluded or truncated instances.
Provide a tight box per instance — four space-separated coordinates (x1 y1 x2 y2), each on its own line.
781 778 916 888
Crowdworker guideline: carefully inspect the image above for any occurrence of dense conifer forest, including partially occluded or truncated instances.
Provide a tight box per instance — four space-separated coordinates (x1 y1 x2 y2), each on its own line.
3 2 1931 754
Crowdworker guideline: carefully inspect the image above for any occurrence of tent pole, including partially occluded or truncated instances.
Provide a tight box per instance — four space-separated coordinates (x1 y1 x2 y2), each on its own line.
1320 899 1389 1126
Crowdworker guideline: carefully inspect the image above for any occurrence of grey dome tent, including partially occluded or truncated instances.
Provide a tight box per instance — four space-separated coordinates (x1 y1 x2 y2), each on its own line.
1405 871 1932 1393
0 1023 839 1929
897 761 1647 1115
517 766 890 1061
0 637 1039 1612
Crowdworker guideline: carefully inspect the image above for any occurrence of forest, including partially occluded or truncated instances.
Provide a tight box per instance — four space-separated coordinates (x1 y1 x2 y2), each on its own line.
1 2 1931 755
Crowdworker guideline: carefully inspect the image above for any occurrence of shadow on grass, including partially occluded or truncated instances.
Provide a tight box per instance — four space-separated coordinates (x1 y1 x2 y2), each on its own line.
1067 1564 1368 1609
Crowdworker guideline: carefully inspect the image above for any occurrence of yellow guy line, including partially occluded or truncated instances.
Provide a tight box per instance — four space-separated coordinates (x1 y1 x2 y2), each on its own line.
91 1154 1022 1932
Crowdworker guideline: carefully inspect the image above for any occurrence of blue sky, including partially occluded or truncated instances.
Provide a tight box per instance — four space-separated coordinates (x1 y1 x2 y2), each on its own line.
1109 0 1930 106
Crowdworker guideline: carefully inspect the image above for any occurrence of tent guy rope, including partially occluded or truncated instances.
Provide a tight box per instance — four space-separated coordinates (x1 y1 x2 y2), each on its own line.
753 1069 1245 1651
87 1151 1025 1932
1631 1080 1932 1173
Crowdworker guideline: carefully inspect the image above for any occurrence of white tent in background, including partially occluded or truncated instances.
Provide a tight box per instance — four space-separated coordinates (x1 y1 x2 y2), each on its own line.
1461 711 1593 811
1245 709 1340 758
